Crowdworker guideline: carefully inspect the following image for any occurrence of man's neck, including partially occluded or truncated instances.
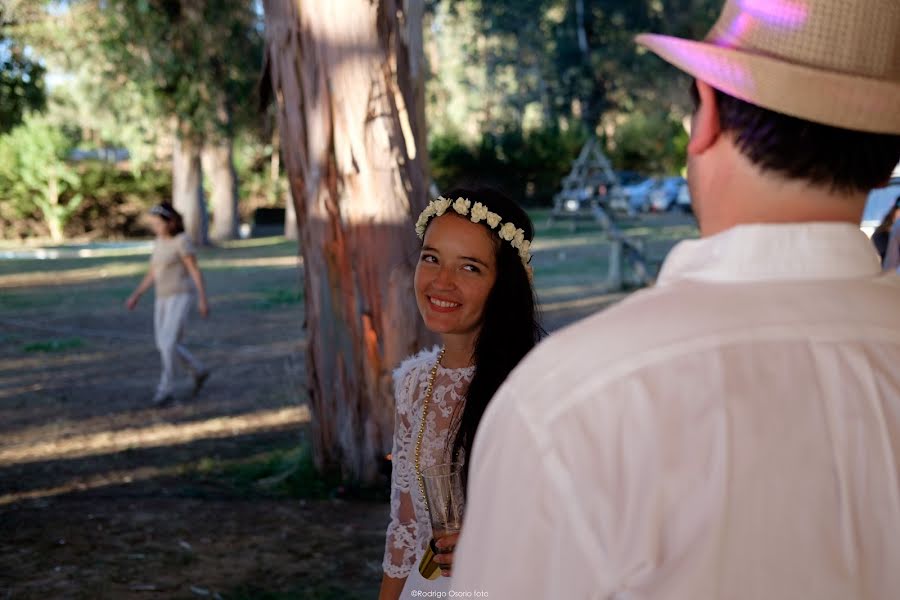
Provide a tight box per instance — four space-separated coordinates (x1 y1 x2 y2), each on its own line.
696 146 867 237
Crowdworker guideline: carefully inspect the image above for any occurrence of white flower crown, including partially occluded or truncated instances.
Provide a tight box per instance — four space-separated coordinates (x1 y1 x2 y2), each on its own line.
415 196 533 269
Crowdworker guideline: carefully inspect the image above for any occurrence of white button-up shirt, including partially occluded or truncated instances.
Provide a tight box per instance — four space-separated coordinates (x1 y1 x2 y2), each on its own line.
453 223 900 600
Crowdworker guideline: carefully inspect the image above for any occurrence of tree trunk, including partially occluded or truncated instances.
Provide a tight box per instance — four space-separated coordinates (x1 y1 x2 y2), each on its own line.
284 186 298 240
271 125 297 240
575 0 589 56
202 138 239 242
45 173 64 243
262 0 432 482
172 130 208 245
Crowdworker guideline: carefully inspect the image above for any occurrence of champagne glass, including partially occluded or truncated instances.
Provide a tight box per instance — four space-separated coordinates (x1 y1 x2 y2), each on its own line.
421 461 465 553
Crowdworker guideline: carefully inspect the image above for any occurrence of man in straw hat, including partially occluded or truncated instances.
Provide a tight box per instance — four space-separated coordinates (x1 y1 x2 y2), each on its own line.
452 1 900 598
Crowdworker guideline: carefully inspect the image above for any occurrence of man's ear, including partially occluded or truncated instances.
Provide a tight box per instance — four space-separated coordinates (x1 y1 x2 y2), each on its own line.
687 80 722 156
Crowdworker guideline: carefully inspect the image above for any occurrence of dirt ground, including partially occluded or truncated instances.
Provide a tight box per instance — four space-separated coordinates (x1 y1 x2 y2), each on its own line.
0 216 695 599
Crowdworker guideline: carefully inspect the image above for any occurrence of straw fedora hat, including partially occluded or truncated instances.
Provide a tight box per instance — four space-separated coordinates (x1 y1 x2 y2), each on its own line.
636 0 900 134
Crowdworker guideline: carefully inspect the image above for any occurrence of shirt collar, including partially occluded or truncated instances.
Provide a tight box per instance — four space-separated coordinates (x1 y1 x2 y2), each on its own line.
657 223 882 285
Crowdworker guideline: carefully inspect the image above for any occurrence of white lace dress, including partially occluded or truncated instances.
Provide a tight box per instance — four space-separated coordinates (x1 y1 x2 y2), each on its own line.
383 346 474 594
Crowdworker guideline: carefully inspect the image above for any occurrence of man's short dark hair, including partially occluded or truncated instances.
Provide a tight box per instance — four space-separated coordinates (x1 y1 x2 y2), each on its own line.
691 81 900 193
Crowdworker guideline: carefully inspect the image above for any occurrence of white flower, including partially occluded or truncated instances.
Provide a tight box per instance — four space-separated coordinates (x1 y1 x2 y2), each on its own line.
512 229 525 249
453 197 471 216
519 239 531 260
415 216 429 238
415 203 440 238
433 197 452 216
414 198 535 272
470 202 489 224
498 222 517 241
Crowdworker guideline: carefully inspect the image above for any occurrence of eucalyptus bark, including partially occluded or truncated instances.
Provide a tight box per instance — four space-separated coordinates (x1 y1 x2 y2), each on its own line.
202 138 239 242
172 131 208 245
262 0 432 481
284 187 298 240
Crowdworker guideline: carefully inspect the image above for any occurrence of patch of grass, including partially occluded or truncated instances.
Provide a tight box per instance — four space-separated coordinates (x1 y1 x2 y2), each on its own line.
23 337 85 353
0 291 69 310
191 441 389 502
197 444 340 500
254 287 304 310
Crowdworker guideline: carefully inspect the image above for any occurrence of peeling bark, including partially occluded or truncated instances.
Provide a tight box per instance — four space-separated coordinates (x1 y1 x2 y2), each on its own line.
172 130 208 245
262 0 432 482
202 138 239 242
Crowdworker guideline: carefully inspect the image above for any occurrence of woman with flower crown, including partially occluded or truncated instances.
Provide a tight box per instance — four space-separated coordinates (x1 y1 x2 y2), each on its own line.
378 187 544 599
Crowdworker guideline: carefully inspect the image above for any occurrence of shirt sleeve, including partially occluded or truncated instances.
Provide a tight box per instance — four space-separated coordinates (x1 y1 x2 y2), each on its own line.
382 363 420 578
177 233 196 258
451 381 574 599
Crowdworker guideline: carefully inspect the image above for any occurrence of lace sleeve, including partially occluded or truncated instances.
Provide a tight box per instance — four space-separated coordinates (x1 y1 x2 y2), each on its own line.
382 356 423 578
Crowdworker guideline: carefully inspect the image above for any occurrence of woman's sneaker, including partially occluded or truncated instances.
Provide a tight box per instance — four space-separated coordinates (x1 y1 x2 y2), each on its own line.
152 392 175 407
192 370 210 397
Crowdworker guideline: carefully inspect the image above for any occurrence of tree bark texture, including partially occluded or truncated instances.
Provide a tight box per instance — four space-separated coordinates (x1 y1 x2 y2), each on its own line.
284 186 298 240
202 138 240 242
172 130 209 245
262 0 432 482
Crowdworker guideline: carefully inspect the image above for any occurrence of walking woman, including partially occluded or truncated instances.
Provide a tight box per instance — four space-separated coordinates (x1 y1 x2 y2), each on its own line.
379 187 543 599
126 202 210 405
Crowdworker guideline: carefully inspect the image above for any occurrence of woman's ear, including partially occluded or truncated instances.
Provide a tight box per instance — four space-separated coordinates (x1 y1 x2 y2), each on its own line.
687 80 722 156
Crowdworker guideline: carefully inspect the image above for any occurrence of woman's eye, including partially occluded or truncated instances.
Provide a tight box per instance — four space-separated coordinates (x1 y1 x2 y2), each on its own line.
421 254 438 264
463 264 481 273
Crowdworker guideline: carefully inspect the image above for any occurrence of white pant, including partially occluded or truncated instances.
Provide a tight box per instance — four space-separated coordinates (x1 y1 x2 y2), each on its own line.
154 293 204 397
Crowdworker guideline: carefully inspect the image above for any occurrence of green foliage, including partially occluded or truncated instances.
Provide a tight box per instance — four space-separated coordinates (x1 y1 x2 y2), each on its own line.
82 0 264 140
65 162 173 238
1 1 47 133
0 147 172 240
610 110 688 174
0 43 46 134
430 124 587 206
426 0 720 174
0 113 81 240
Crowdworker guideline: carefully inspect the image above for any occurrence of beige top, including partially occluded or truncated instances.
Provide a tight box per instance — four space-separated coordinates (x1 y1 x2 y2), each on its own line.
151 233 195 298
453 223 900 600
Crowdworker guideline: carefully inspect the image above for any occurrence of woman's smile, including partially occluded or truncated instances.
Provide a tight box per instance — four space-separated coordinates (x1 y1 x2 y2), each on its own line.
427 295 462 312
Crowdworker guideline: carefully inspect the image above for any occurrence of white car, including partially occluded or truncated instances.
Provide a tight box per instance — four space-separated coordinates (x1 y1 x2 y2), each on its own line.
861 162 900 237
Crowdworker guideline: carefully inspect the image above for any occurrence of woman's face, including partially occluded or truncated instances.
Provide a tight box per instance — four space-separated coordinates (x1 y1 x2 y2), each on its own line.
149 215 169 237
414 214 498 339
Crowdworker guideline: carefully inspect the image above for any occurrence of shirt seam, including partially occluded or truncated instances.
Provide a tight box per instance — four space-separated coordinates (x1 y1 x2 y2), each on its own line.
537 324 900 425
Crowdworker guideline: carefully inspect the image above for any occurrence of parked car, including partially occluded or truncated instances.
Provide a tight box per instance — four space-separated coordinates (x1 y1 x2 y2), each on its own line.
607 171 646 214
615 170 645 187
675 182 693 213
621 177 657 214
650 176 687 212
861 169 900 238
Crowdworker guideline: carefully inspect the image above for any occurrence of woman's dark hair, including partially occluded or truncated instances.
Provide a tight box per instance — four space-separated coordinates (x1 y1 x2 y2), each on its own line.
427 186 545 486
151 202 185 235
689 80 900 193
